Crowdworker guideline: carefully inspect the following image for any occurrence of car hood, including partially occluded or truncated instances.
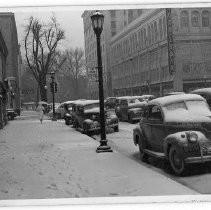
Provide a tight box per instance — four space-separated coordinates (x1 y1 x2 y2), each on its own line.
128 101 147 109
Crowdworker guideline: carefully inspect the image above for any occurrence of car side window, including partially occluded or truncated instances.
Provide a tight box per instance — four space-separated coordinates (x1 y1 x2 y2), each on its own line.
142 107 149 119
120 100 128 105
148 105 163 121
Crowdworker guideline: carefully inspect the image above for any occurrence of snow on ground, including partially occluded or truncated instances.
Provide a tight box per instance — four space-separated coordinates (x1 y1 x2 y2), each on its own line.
0 112 197 200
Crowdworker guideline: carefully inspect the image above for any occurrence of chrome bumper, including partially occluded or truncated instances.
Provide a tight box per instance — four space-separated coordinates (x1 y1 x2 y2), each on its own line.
185 155 211 164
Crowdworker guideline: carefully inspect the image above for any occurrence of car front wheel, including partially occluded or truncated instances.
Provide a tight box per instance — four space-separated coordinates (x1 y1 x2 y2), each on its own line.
169 146 186 176
128 114 134 124
65 119 71 125
114 126 119 132
83 123 91 136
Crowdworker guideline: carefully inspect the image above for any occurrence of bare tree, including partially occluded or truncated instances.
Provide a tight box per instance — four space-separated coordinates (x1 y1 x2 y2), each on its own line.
61 48 87 99
24 15 65 102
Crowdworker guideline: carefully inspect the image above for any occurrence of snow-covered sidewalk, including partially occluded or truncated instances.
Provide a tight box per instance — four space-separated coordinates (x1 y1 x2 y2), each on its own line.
0 116 198 201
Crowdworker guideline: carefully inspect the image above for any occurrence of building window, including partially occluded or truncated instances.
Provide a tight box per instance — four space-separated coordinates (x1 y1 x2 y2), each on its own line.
111 21 116 29
151 24 154 44
180 10 189 28
147 25 151 45
159 18 163 40
128 10 134 23
110 10 116 18
202 10 210 27
191 10 200 27
137 9 143 16
163 16 167 38
143 28 147 48
154 21 158 42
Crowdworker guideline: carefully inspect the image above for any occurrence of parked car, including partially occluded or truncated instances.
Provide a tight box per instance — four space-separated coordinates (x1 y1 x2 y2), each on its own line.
47 103 61 118
115 95 154 123
133 94 211 176
63 100 78 125
6 108 17 120
71 100 119 135
38 101 51 114
190 88 211 108
105 97 118 110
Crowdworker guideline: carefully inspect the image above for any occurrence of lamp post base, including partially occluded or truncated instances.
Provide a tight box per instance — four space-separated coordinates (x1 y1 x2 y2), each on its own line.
96 140 113 153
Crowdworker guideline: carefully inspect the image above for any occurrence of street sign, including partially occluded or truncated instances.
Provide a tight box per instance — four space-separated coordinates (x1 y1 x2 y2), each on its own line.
166 8 176 75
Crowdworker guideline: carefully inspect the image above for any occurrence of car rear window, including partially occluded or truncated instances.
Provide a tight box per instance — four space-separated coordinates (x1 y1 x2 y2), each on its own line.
165 101 186 111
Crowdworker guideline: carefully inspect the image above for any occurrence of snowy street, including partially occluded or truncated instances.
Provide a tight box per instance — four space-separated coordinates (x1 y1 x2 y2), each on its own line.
0 111 198 200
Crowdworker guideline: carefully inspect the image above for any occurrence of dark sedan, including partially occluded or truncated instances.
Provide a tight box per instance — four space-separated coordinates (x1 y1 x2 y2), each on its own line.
133 94 211 176
71 100 119 135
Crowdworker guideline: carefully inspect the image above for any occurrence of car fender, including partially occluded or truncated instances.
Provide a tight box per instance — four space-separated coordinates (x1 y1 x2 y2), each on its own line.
133 125 145 146
163 130 207 157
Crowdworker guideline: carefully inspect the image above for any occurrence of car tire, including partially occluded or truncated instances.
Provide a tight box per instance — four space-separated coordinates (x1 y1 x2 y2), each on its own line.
138 136 148 162
169 146 186 176
83 123 91 136
56 113 61 119
114 126 119 132
65 119 70 125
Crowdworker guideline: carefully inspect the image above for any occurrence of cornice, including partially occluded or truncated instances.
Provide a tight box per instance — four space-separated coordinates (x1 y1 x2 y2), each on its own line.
110 8 165 45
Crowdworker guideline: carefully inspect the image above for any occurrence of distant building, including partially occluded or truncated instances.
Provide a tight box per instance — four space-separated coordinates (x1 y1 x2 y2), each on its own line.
110 8 211 97
0 29 8 128
0 13 21 115
82 9 143 99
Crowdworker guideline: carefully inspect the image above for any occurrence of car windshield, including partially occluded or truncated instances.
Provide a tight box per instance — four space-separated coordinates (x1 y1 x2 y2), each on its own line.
164 100 210 115
84 103 99 111
185 100 210 115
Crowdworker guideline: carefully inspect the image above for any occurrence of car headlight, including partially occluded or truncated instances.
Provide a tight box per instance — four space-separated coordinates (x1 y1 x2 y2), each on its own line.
186 131 198 143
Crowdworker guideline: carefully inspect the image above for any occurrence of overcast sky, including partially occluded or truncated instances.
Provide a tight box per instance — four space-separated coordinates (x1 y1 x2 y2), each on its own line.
14 9 85 53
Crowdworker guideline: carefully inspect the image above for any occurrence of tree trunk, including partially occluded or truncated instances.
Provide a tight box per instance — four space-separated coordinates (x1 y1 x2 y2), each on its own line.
75 78 79 99
39 74 47 102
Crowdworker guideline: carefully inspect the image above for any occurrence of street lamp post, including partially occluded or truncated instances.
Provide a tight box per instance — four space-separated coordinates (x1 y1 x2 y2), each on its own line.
50 71 57 121
91 11 112 153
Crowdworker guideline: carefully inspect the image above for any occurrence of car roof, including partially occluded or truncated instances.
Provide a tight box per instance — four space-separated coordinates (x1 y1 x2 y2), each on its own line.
165 92 185 96
73 100 99 106
148 94 205 107
117 95 154 100
190 88 211 94
63 100 76 104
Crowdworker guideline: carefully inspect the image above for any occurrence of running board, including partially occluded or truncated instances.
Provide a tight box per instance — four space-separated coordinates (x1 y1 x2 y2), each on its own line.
144 149 166 159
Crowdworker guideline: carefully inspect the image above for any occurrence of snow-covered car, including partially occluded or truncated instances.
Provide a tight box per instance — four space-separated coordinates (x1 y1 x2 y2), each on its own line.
47 103 61 118
105 97 118 110
133 94 211 176
63 100 79 125
115 95 154 123
190 88 211 108
71 100 119 135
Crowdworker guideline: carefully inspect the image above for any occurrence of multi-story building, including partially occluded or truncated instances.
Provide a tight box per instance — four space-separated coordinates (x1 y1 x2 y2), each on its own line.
110 8 211 97
0 13 21 115
0 29 8 128
82 9 143 99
